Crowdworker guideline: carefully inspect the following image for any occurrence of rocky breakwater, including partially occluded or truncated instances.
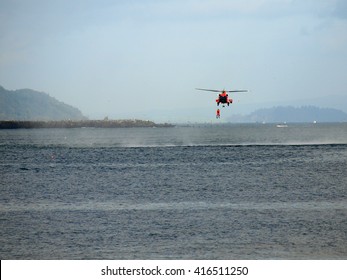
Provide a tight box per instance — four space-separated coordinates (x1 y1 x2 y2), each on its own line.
0 119 174 129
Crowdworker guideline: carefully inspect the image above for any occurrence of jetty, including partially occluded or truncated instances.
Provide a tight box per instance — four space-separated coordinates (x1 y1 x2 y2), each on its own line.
0 119 174 129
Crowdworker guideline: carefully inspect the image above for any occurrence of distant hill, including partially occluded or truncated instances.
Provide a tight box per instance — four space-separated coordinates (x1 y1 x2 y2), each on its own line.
229 106 347 123
0 85 86 121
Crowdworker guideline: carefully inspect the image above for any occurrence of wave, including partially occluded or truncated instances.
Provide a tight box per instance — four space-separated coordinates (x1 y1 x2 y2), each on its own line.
1 141 347 149
1 200 346 212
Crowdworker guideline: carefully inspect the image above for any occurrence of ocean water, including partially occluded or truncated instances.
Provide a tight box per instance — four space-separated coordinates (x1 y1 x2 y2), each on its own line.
0 123 346 259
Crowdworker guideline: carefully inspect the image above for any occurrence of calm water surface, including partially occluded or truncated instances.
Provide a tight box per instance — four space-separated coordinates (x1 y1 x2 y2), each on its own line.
0 123 346 259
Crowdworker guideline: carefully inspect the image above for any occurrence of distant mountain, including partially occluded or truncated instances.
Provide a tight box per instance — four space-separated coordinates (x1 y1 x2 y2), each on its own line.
229 106 347 123
0 85 86 121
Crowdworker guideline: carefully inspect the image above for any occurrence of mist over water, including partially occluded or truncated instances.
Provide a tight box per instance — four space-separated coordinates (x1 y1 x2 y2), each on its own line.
0 123 346 259
1 123 346 148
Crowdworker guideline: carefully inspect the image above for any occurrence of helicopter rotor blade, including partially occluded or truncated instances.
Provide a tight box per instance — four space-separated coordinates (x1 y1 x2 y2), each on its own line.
225 90 248 93
196 88 248 93
195 88 221 92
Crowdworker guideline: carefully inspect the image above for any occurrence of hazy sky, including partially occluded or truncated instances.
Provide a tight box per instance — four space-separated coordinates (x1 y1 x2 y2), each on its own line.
1 0 347 121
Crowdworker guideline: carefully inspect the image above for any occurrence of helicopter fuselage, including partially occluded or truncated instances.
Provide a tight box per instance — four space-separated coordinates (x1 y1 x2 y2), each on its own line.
216 92 233 106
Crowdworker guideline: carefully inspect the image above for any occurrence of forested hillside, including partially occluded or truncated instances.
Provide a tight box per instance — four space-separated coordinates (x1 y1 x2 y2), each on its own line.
0 86 86 121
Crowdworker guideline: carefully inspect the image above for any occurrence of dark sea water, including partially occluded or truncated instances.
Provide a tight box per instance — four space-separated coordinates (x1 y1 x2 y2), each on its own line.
0 123 346 259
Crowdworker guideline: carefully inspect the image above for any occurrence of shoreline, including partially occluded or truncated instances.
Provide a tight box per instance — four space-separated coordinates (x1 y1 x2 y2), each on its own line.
0 120 174 129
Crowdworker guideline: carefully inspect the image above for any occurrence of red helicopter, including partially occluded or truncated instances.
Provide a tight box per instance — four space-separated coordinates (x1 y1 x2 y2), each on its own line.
196 88 248 106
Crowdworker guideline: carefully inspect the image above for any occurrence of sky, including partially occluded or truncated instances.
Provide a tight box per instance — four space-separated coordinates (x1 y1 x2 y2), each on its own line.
1 0 347 122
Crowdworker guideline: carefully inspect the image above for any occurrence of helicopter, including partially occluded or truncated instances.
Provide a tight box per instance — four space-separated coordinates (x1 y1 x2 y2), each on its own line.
196 88 248 107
